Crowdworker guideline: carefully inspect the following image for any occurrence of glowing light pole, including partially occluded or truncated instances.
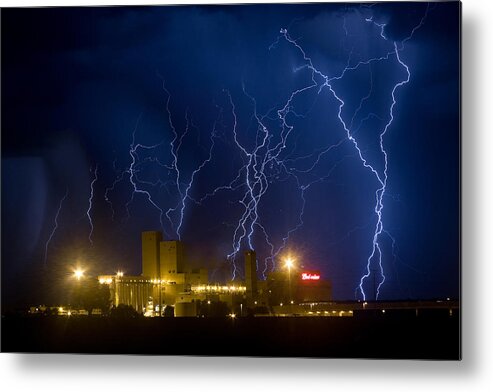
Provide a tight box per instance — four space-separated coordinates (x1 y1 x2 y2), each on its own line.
285 257 295 309
73 268 84 281
72 267 85 312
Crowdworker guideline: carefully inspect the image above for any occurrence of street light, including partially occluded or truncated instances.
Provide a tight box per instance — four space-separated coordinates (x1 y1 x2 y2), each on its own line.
284 257 295 307
73 268 84 281
71 267 85 314
285 257 294 270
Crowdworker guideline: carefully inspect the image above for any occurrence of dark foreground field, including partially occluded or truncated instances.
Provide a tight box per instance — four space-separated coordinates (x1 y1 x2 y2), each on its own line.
1 311 460 359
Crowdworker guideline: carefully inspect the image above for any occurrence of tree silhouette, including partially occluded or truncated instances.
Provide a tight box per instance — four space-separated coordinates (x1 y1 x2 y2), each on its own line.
75 278 111 315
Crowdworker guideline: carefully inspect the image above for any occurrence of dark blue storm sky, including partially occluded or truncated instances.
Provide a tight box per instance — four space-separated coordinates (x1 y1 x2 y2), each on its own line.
1 2 460 306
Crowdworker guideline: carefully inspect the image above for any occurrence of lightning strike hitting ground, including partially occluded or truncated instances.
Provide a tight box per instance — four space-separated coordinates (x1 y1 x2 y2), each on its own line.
273 6 428 299
99 6 430 293
44 188 69 266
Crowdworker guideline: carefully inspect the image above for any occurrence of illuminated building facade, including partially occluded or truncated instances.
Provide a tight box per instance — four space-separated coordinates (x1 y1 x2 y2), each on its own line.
98 274 153 314
100 231 331 316
141 231 162 278
261 269 332 307
100 231 210 315
295 270 332 303
173 283 247 316
160 240 184 278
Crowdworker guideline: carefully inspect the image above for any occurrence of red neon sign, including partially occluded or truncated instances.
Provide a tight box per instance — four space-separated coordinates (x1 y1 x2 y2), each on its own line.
301 272 320 281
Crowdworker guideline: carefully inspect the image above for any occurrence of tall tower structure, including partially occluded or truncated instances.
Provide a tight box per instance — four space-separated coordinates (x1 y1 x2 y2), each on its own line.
141 231 162 278
159 240 184 279
244 250 257 301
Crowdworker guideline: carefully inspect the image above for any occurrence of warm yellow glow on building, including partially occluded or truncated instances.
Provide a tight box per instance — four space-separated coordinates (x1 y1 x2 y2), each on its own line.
191 284 246 294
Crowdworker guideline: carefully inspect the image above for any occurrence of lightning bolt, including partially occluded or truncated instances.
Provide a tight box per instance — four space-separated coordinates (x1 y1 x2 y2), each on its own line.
176 108 220 239
125 116 167 234
356 42 410 300
105 114 168 235
87 165 98 245
100 6 428 292
105 156 124 221
192 75 350 279
164 107 191 238
44 188 69 266
271 4 428 300
105 82 224 241
225 87 271 269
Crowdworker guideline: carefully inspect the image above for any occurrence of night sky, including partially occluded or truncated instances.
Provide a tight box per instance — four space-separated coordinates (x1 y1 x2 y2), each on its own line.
1 2 460 308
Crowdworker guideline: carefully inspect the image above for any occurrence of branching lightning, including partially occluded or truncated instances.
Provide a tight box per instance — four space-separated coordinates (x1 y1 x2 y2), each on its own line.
44 188 69 266
98 5 429 295
176 109 221 239
105 83 223 242
270 5 428 300
126 118 167 234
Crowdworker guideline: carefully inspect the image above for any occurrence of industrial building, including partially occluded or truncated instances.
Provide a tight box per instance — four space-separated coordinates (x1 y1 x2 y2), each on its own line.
98 231 333 317
97 274 153 315
256 269 333 308
98 231 245 316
